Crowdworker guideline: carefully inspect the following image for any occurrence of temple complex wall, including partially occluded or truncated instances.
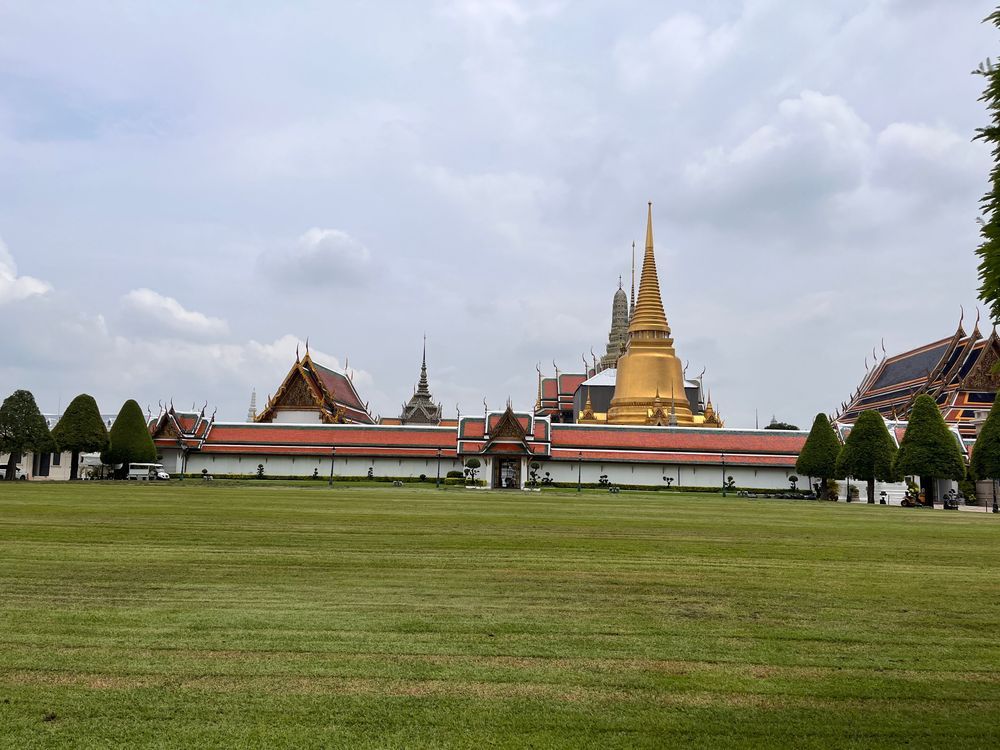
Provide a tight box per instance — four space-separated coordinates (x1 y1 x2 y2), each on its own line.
178 452 466 479
164 447 797 489
534 460 797 490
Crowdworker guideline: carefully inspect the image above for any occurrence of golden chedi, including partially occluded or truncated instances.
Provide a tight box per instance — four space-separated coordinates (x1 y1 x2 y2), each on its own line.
608 203 694 426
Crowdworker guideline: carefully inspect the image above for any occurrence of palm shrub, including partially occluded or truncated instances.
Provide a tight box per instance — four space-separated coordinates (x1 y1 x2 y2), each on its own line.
103 400 156 477
51 394 109 480
836 410 897 503
894 395 966 503
796 413 841 498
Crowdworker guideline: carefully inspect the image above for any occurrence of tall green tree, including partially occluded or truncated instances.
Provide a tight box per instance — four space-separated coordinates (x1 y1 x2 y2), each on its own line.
796 413 841 498
765 420 799 431
894 395 966 503
836 410 897 503
0 390 57 480
971 394 1000 505
976 11 1000 320
103 400 156 477
51 394 109 480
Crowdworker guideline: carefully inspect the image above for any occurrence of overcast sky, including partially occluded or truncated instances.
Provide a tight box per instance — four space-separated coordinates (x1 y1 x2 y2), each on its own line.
0 0 996 428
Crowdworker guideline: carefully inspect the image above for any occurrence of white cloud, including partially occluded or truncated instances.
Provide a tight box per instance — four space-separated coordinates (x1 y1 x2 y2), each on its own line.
121 288 229 338
0 236 51 304
442 0 566 29
418 164 567 247
682 91 872 217
874 122 983 193
615 12 739 92
261 229 372 289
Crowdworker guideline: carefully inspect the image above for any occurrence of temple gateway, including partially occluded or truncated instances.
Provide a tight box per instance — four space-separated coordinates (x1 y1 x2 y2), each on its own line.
152 203 808 490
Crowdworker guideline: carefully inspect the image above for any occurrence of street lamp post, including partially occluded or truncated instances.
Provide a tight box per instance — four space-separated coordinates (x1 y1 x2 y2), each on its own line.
721 451 727 497
577 452 583 493
436 448 442 489
328 446 336 488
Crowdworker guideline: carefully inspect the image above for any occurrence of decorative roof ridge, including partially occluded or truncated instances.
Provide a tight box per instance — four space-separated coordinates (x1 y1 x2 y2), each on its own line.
924 326 971 395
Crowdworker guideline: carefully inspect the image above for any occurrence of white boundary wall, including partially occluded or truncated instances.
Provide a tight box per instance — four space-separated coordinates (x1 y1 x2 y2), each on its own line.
166 447 800 489
171 450 466 480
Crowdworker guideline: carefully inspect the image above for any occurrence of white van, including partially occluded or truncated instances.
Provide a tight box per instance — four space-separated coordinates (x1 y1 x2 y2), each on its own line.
127 463 170 481
0 465 27 480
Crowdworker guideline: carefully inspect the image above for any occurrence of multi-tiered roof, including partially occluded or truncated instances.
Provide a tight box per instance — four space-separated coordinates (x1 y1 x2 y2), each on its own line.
255 349 373 425
399 338 443 425
836 315 1000 439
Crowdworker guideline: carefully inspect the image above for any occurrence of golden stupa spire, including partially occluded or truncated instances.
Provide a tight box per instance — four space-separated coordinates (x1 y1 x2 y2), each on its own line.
608 202 694 427
628 202 670 337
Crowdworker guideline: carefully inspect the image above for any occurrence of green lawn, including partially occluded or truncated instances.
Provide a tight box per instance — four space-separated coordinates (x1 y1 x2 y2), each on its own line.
1 482 999 749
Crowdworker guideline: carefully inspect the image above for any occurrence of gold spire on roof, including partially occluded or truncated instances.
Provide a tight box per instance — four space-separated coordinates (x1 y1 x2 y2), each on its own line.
609 202 693 426
628 202 670 337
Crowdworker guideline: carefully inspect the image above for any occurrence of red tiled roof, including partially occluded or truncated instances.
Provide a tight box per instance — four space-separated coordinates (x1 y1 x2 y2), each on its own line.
550 425 806 454
203 444 456 458
459 419 486 439
486 412 532 433
311 362 366 412
532 420 549 441
205 423 456 450
558 373 586 395
175 414 197 431
541 378 557 399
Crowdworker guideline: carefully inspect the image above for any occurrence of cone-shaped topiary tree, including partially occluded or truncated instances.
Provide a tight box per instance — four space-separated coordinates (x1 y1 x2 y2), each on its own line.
836 410 897 504
894 395 966 504
796 413 841 499
0 389 57 480
971 394 1000 507
103 400 156 478
51 394 109 480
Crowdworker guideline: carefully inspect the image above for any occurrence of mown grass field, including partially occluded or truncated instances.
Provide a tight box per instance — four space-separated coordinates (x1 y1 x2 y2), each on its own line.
1 482 999 749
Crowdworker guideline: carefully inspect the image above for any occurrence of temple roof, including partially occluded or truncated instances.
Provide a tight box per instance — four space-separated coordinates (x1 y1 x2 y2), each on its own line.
256 352 374 425
400 337 442 425
867 337 954 392
837 319 1000 438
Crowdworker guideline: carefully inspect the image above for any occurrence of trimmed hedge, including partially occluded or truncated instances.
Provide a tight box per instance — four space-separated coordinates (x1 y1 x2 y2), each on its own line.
179 473 486 486
532 481 810 495
177 472 802 495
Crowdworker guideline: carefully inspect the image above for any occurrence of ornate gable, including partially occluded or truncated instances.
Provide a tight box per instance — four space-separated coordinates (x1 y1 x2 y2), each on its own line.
962 333 1000 391
478 406 533 455
256 361 323 422
491 407 527 439
256 352 372 424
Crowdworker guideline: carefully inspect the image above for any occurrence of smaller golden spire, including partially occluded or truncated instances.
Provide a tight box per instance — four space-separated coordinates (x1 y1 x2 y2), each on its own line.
579 388 597 423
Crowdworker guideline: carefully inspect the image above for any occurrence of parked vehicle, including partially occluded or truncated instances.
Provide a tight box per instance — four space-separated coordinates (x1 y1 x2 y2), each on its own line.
0 465 28 480
127 463 170 481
